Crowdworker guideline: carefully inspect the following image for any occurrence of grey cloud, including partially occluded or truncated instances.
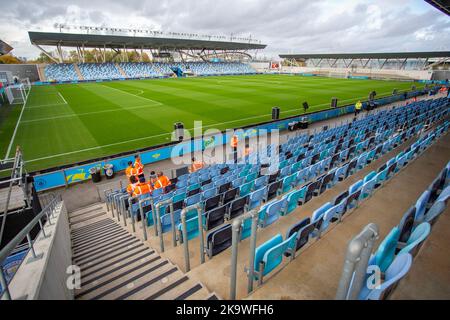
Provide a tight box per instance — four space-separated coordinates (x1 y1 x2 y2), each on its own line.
0 0 448 59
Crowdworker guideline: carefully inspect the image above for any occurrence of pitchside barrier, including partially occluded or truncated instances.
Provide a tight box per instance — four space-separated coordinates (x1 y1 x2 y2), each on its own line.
34 72 261 86
29 88 431 192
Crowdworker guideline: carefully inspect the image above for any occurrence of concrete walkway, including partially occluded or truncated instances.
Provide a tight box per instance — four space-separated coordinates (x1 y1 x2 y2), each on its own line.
246 132 450 300
390 206 450 300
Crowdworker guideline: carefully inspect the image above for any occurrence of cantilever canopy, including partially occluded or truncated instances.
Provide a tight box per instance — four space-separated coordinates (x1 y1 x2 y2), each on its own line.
0 40 13 55
279 52 450 60
28 31 266 51
425 0 450 16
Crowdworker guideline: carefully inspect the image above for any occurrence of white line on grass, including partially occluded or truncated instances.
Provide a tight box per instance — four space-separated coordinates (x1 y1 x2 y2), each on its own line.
20 103 166 123
4 87 32 159
58 92 68 104
100 84 163 105
26 103 67 109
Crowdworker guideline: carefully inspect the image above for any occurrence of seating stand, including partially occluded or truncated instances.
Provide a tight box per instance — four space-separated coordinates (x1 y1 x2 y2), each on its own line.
180 204 204 272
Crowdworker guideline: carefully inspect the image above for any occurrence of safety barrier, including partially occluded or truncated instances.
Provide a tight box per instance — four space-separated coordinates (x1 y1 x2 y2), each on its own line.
0 194 62 299
335 223 379 299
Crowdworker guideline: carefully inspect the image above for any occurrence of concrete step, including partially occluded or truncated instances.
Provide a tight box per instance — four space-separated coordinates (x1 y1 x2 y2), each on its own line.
77 258 172 300
69 202 217 300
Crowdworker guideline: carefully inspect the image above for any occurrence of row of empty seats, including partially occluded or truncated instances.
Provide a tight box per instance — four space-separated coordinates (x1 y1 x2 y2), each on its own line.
44 62 257 81
358 158 450 300
104 97 449 268
251 120 449 286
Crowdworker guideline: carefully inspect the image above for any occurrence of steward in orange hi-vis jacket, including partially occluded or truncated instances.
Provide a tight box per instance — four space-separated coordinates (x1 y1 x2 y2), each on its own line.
153 171 171 190
134 155 144 178
132 176 153 197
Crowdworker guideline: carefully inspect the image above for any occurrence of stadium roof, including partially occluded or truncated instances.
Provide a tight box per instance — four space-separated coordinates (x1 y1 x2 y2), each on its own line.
279 51 450 60
0 40 13 55
425 0 450 16
28 31 266 51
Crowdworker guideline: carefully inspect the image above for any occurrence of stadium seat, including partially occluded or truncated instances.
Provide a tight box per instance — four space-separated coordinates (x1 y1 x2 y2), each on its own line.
254 233 297 280
398 222 431 256
372 227 401 273
205 205 227 231
228 196 249 219
206 224 232 258
359 253 413 300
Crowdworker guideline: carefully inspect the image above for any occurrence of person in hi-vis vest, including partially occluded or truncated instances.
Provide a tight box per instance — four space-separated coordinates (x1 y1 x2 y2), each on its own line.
355 100 362 116
134 155 144 179
230 135 238 163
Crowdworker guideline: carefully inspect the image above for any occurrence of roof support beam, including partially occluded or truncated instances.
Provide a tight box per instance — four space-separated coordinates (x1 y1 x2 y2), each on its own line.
33 44 59 64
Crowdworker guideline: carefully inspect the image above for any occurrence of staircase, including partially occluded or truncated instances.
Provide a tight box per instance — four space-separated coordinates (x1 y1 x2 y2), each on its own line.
69 203 216 300
115 63 128 78
73 64 84 81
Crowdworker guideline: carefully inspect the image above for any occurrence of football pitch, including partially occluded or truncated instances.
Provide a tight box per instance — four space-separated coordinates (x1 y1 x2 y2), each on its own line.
1 74 423 172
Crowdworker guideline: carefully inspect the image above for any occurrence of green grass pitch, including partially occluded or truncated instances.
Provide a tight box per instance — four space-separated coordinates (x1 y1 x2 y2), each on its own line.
0 74 423 172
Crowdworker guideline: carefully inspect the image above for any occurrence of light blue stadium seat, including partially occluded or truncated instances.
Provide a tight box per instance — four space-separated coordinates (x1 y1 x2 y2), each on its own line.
372 227 400 273
185 193 201 207
360 179 376 200
232 177 245 189
202 187 217 201
363 171 377 184
260 198 286 228
248 187 267 210
254 233 297 279
160 210 181 233
239 181 255 197
177 216 199 242
281 173 296 194
254 175 269 190
414 190 431 223
359 253 412 300
398 222 431 256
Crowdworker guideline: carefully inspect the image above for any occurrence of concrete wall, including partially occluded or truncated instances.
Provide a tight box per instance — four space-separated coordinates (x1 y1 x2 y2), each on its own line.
7 202 73 300
0 64 40 82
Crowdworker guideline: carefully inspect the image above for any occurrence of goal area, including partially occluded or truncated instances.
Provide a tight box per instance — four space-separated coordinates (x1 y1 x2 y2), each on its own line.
5 78 31 105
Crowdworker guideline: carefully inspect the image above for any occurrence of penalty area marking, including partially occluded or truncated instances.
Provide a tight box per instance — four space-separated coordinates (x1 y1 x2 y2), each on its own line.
100 84 162 105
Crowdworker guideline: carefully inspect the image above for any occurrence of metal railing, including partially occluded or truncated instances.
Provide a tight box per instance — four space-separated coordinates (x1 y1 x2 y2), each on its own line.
335 223 379 300
179 204 204 272
229 210 259 300
0 193 62 300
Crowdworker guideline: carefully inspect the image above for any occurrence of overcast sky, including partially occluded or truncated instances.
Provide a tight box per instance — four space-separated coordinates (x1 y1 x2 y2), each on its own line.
1 0 449 60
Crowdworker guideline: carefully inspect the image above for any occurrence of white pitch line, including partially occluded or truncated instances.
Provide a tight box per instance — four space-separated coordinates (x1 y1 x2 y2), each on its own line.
58 92 68 104
4 87 32 159
20 103 165 123
26 102 67 109
100 84 163 105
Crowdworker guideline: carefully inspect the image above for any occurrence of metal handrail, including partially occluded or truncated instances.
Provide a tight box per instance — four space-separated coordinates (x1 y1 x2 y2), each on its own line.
179 203 203 272
154 199 176 252
229 209 259 300
335 223 379 300
0 193 61 300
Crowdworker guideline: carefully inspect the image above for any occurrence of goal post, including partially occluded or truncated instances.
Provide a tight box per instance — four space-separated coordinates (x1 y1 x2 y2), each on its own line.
5 78 31 105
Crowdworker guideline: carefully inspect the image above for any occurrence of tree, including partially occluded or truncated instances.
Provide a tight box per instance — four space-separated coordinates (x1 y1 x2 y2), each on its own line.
28 52 56 64
0 54 22 64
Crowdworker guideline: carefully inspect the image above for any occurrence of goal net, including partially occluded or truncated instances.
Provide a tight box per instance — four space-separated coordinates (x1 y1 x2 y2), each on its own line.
327 71 350 79
5 78 31 105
